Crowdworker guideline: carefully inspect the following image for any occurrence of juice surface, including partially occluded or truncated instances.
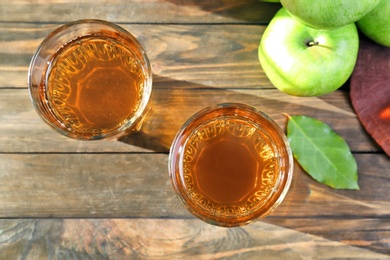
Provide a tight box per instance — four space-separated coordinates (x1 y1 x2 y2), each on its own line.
46 36 145 135
183 117 278 216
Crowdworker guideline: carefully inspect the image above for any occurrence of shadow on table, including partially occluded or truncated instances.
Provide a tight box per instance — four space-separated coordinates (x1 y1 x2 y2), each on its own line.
118 74 281 152
118 74 214 153
119 130 170 153
119 73 277 152
118 74 362 153
162 0 281 24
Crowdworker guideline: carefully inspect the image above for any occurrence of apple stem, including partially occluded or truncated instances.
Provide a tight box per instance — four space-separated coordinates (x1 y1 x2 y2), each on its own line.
307 41 320 47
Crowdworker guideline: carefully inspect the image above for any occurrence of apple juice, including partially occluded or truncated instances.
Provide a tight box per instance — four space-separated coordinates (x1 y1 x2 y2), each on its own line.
46 36 145 136
28 20 152 140
169 104 293 227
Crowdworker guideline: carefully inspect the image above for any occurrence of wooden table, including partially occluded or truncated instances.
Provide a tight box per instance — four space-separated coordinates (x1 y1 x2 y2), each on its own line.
1 1 389 258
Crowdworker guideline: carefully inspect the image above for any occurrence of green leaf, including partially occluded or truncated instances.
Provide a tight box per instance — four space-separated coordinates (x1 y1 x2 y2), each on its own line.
286 115 359 190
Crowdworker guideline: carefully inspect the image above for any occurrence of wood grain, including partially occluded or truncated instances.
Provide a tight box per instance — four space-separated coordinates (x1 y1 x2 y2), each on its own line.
0 153 388 218
1 0 389 258
0 88 379 153
0 23 269 89
0 219 388 259
264 218 390 255
0 0 281 24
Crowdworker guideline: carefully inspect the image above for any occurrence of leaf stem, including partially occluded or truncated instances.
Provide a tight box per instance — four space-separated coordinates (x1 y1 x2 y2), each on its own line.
282 112 291 119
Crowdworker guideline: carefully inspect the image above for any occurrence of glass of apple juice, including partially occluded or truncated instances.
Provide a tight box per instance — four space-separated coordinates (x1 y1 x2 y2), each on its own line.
28 19 152 140
169 103 294 227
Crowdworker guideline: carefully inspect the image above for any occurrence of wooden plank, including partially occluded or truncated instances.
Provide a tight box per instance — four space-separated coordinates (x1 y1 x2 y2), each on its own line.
0 219 387 258
263 218 390 255
0 88 379 153
0 153 388 218
0 23 269 89
1 1 387 258
0 0 281 24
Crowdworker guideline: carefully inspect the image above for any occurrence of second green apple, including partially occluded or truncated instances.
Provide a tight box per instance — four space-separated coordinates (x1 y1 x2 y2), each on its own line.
356 0 390 47
258 8 359 97
280 0 380 29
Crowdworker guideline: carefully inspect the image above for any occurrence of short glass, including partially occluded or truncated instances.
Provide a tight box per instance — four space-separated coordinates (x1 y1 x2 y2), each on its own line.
28 19 152 140
169 103 293 227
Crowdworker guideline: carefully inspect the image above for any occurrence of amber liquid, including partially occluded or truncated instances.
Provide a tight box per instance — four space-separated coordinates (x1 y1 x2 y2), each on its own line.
182 116 279 219
46 35 145 136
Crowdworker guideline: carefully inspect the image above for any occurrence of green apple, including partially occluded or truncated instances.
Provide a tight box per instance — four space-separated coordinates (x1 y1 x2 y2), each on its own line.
258 8 359 97
357 0 390 47
280 0 380 29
